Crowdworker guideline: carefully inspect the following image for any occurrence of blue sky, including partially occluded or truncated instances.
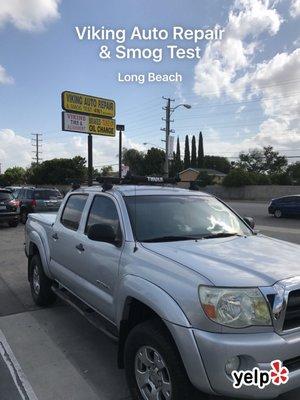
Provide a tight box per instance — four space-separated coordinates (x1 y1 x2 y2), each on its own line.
0 0 299 171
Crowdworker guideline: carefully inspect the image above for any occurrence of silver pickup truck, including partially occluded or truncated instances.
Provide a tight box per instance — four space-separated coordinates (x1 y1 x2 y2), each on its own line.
25 183 300 400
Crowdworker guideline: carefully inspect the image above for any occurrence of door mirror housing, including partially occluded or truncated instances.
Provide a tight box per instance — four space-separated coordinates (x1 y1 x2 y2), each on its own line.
244 217 255 229
87 223 121 246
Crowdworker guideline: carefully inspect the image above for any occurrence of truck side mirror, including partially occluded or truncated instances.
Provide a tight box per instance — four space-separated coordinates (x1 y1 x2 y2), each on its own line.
244 217 255 229
87 223 121 246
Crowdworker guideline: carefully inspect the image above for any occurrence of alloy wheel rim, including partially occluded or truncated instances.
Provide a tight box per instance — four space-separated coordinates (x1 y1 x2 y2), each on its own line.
32 265 40 295
134 346 172 400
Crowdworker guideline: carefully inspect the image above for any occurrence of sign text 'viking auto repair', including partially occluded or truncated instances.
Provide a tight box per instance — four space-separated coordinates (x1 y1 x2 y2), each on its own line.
61 91 116 137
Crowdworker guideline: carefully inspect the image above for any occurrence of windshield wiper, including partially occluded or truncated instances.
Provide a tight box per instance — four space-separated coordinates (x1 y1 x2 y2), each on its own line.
202 232 243 239
142 235 202 243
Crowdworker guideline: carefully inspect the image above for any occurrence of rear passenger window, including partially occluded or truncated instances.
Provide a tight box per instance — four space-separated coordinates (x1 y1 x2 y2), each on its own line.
85 195 120 236
26 190 34 199
61 194 88 230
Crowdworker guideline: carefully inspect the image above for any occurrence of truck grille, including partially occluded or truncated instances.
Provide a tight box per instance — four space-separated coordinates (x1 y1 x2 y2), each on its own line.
283 290 300 331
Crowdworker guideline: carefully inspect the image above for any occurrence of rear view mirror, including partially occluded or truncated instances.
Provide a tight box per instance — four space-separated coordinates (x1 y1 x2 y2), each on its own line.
244 217 255 229
87 223 121 246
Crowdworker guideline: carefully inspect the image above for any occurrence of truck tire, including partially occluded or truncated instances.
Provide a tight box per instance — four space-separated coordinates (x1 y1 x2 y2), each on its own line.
29 254 56 306
8 220 19 227
124 319 197 400
274 209 282 218
21 211 28 224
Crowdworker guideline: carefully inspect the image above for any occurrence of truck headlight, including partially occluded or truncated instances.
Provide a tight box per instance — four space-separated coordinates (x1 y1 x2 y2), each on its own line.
199 286 272 328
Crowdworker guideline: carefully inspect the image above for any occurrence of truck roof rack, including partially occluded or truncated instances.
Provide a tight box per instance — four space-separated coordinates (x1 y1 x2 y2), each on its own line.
97 174 180 191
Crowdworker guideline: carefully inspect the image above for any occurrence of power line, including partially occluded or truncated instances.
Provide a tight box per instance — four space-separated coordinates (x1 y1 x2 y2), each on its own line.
180 76 300 99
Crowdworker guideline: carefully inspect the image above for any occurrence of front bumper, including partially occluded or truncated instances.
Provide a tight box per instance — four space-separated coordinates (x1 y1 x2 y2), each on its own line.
268 206 275 214
193 328 300 399
0 212 19 222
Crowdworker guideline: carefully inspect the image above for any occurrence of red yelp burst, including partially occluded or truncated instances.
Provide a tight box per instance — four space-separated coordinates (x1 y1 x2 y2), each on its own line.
270 360 289 385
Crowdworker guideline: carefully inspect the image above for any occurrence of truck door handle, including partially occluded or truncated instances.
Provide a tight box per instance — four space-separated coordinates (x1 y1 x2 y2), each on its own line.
52 232 58 240
76 243 85 252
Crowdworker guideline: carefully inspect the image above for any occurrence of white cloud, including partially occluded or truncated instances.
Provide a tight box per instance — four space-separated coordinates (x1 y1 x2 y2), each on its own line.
0 0 61 31
194 0 282 99
0 65 14 84
290 0 300 18
0 129 145 172
0 129 32 170
193 0 300 156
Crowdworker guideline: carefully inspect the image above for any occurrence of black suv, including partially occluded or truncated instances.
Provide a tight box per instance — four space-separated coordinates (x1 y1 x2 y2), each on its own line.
268 195 300 218
17 187 63 224
0 189 19 227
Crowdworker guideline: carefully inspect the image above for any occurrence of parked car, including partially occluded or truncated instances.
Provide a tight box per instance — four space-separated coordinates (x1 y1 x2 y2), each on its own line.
25 180 300 400
0 189 19 227
268 195 300 218
4 186 22 198
18 187 63 224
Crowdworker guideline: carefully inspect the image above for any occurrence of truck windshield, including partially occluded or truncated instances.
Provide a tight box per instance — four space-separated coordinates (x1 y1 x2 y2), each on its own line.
125 195 252 242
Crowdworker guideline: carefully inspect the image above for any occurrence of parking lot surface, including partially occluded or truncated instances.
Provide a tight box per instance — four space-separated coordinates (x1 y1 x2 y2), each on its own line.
0 201 299 400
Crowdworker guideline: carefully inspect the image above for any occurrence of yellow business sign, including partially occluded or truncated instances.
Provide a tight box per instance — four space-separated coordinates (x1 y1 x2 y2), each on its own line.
62 112 116 136
62 91 115 118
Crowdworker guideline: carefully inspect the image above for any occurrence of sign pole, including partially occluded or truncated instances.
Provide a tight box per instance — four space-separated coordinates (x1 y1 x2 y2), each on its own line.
88 133 93 186
119 129 122 179
117 124 125 178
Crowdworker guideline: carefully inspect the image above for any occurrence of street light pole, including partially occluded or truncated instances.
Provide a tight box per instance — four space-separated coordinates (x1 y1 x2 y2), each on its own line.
162 97 174 178
161 98 192 178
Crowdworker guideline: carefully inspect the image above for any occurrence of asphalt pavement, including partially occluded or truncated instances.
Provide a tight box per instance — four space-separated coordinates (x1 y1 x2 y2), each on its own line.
0 201 299 400
228 201 300 244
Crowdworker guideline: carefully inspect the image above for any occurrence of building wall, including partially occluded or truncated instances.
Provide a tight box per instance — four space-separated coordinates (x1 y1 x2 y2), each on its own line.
179 170 225 187
179 170 199 182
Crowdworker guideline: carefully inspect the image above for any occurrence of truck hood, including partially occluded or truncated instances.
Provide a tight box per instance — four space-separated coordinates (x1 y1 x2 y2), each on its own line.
142 235 300 287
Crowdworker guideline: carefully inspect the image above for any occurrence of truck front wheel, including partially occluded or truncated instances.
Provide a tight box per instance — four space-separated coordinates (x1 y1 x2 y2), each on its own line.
124 319 196 400
29 254 56 306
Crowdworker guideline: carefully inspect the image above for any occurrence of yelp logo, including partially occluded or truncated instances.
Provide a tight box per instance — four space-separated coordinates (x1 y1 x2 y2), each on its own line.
232 360 289 389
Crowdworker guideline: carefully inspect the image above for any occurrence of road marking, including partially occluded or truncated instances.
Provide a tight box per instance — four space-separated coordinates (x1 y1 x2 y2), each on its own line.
0 329 38 400
257 225 300 235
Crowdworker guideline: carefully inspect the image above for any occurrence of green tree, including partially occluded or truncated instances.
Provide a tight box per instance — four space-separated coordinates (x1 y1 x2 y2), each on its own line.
191 135 197 167
184 135 190 169
173 137 183 175
3 167 26 185
197 132 204 168
100 165 113 176
28 156 87 185
237 146 288 174
287 162 300 184
122 148 144 175
143 147 165 175
203 156 231 174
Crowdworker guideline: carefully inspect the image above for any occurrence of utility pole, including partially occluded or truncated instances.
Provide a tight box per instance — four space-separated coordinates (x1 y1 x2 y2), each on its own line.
161 99 192 177
161 97 174 177
31 133 43 165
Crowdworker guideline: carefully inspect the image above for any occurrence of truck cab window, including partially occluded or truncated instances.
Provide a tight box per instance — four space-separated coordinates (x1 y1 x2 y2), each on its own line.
85 195 120 236
61 194 88 231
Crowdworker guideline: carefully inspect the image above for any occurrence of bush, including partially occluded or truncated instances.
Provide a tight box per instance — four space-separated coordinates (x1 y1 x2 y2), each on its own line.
196 172 214 187
270 173 292 185
222 169 253 187
250 172 271 185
